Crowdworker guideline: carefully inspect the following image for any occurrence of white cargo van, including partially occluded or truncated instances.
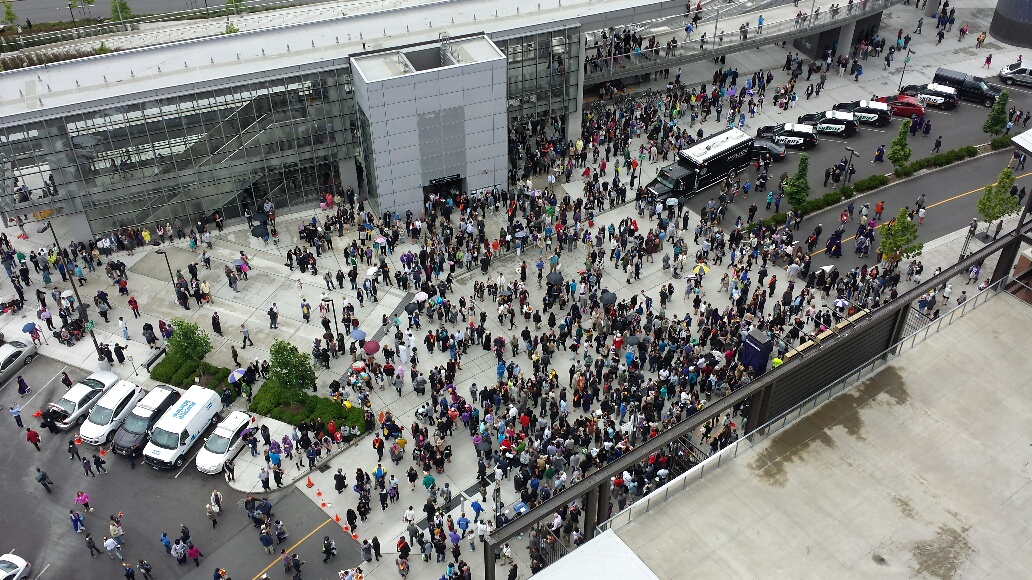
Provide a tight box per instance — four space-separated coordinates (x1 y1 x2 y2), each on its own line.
79 380 145 446
143 386 222 469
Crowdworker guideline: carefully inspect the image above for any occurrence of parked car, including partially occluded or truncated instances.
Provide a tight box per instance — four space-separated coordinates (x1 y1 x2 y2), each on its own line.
750 138 787 161
874 95 927 118
999 62 1032 87
0 341 36 386
755 123 819 149
796 110 860 136
832 100 892 126
0 553 30 580
195 411 255 474
79 381 146 445
111 385 181 457
41 370 119 431
899 83 959 110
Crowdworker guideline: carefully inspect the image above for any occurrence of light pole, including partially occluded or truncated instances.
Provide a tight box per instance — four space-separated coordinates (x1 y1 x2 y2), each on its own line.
37 221 100 354
154 250 175 283
128 354 138 376
897 48 915 92
322 297 340 336
842 146 857 190
68 2 76 24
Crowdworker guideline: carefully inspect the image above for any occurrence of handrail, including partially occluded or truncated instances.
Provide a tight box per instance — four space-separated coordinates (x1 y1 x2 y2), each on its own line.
596 274 1009 534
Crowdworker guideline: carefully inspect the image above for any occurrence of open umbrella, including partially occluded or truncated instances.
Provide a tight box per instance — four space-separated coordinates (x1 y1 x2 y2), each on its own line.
414 291 429 302
693 263 711 275
232 259 247 267
366 266 378 277
21 322 37 333
404 302 419 315
546 272 563 285
250 224 269 239
499 288 513 296
350 329 367 341
513 230 528 238
61 289 75 298
601 291 617 305
229 368 247 383
625 335 642 346
253 212 269 224
363 340 381 355
665 198 679 206
351 361 366 372
375 236 387 244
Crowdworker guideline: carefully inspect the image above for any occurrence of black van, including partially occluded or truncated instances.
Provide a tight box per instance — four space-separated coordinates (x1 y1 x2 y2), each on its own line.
932 68 1001 106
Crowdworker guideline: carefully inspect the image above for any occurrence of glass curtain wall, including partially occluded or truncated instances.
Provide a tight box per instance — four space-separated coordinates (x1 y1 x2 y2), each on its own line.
497 26 581 130
0 67 357 235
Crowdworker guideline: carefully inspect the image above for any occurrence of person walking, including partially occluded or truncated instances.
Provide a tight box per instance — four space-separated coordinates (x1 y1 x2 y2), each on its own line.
70 510 85 533
68 439 82 461
109 517 125 547
187 543 204 567
137 560 154 580
212 312 223 336
9 403 22 428
260 530 275 554
85 533 102 558
26 427 41 451
75 490 94 512
93 453 108 475
119 317 130 340
82 457 96 477
206 503 219 528
122 563 136 579
240 324 254 349
35 467 52 493
984 53 993 68
104 535 123 560
932 136 942 153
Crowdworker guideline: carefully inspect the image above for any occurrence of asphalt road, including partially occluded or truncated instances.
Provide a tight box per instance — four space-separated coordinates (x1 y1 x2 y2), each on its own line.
0 354 360 580
10 0 326 25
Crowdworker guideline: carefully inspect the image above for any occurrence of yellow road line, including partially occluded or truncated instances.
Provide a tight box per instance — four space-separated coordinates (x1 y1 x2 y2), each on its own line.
251 517 334 580
807 169 1032 256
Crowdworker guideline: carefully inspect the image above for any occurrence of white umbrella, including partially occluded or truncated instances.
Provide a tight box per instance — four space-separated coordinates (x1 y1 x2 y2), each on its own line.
366 267 378 276
61 289 75 298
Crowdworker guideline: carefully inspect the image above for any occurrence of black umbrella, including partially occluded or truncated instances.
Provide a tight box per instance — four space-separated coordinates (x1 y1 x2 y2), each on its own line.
250 224 269 239
625 335 641 346
254 212 270 224
500 288 513 296
546 272 563 285
601 291 617 305
612 320 626 333
404 302 418 315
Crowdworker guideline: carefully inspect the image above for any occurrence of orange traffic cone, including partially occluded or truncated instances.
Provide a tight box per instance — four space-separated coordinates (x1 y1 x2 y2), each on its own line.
342 525 350 532
334 514 341 522
306 477 314 488
351 533 358 540
99 447 107 457
74 433 82 445
32 409 42 418
320 500 328 508
316 489 323 497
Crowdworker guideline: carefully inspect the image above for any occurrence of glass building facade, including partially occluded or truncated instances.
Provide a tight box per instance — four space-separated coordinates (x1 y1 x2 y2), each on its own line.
497 26 582 127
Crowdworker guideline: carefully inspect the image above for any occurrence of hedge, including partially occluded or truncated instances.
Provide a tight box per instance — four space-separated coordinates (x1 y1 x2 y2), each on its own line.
149 351 237 402
990 135 1014 150
893 145 981 177
249 377 367 433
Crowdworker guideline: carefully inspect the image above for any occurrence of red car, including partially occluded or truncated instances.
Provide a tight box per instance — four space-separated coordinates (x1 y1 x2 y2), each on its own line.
875 95 927 117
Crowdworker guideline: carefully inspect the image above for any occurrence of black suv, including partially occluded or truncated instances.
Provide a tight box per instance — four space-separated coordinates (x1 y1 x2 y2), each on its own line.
832 100 892 127
932 67 1001 107
796 110 860 136
900 83 959 110
755 123 819 149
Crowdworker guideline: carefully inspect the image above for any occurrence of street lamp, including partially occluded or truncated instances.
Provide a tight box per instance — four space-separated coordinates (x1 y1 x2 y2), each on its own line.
897 48 915 92
68 2 76 24
322 297 341 337
154 250 175 283
37 221 100 354
842 146 857 190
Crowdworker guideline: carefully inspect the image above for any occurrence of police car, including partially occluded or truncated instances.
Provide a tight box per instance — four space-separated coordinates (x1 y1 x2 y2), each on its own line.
796 110 859 137
899 82 959 110
755 123 818 149
832 100 892 127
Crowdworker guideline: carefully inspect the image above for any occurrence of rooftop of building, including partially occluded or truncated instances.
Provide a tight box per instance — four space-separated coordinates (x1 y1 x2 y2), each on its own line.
350 35 504 83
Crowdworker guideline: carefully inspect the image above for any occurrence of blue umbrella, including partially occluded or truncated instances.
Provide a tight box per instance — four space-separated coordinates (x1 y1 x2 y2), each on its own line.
22 322 37 333
349 329 367 341
229 368 247 383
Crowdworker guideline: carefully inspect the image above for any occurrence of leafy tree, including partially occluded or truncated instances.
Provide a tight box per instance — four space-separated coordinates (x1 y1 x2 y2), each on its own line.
983 91 1010 136
268 340 316 405
225 0 245 14
224 22 239 34
880 207 923 264
783 153 811 210
887 119 912 170
70 0 96 19
2 1 17 26
165 317 212 362
110 0 131 22
976 166 1019 232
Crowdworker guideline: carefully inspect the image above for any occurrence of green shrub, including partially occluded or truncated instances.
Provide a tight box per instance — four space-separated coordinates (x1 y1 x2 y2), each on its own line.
821 192 843 206
853 174 890 192
149 351 185 383
169 359 200 387
991 135 1013 150
249 377 367 432
841 186 855 199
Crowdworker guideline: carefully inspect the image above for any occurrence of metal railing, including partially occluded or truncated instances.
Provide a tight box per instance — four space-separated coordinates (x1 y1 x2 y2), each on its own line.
585 0 898 81
596 274 1009 534
0 0 305 54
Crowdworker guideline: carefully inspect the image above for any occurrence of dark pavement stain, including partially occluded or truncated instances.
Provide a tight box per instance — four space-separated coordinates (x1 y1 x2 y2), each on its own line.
873 553 888 566
893 495 919 520
748 367 910 487
910 524 974 580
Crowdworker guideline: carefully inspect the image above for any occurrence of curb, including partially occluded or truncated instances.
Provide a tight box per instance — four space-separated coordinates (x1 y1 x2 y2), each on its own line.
225 429 373 494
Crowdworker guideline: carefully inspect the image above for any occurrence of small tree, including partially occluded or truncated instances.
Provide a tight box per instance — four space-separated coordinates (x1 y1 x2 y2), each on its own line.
225 0 245 15
165 317 212 362
887 119 912 170
880 207 923 265
977 166 1020 232
268 340 316 405
2 1 17 26
110 0 131 22
783 153 811 210
983 91 1011 136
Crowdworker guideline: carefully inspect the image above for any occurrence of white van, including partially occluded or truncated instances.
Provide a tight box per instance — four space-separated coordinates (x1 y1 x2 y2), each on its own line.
79 380 146 446
143 386 223 469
